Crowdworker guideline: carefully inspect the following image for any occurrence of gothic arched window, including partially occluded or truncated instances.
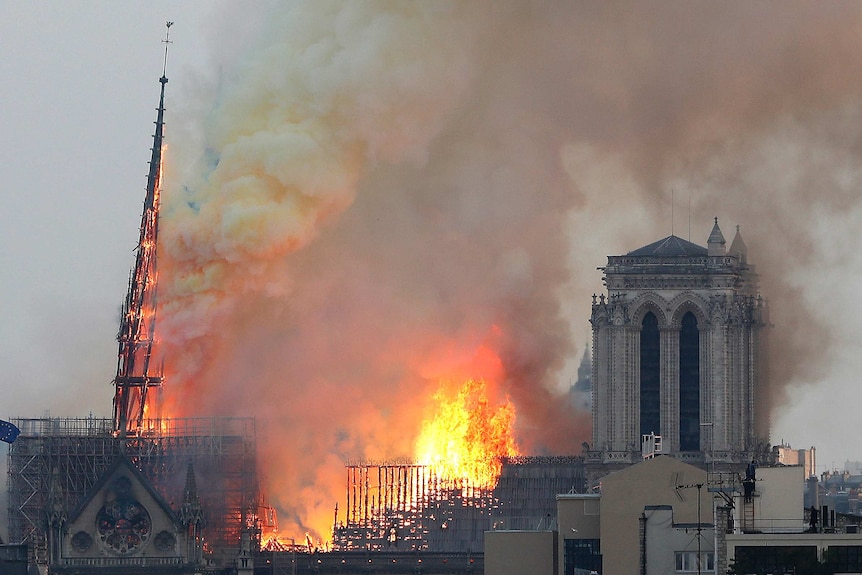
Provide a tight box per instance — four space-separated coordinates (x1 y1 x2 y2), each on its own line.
679 312 700 451
640 312 660 437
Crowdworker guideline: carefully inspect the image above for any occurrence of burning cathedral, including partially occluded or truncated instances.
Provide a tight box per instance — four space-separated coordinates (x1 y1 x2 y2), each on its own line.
3 27 772 575
319 218 772 558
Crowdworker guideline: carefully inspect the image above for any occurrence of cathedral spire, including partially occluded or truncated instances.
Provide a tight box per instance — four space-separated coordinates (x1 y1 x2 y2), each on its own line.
707 216 726 256
112 24 171 435
179 460 206 564
179 461 204 526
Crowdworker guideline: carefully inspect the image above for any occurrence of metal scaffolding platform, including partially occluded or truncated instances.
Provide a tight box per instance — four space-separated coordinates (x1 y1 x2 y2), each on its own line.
7 416 259 566
334 455 585 553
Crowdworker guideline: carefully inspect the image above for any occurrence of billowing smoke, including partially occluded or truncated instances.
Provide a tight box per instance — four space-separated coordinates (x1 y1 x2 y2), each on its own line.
159 1 862 537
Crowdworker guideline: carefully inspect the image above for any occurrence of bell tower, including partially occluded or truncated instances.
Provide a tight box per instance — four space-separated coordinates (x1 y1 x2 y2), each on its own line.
590 219 768 465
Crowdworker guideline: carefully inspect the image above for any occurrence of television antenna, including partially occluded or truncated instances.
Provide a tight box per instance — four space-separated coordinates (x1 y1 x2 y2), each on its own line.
675 482 706 575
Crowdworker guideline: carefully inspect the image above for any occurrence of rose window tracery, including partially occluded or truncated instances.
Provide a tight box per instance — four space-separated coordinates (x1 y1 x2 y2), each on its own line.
95 476 151 554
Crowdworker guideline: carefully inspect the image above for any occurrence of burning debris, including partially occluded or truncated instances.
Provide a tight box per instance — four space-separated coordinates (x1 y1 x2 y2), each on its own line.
332 455 585 553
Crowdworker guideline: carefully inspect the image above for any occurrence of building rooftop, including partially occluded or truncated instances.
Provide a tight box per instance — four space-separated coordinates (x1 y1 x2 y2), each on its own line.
626 235 708 257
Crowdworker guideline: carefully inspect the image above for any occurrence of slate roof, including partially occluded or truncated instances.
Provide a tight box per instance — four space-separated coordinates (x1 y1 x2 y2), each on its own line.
626 235 708 257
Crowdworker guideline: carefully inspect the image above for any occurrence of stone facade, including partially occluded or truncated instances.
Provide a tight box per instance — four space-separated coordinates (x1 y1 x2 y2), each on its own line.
590 219 769 465
47 457 204 575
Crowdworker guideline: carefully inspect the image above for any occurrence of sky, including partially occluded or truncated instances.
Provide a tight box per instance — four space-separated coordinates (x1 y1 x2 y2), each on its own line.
4 1 862 538
0 2 216 417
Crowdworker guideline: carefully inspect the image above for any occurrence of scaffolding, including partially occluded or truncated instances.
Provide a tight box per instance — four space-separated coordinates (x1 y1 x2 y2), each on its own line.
7 416 259 566
334 455 585 553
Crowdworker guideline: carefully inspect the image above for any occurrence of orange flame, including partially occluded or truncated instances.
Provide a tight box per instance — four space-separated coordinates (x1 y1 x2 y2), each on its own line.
415 378 519 489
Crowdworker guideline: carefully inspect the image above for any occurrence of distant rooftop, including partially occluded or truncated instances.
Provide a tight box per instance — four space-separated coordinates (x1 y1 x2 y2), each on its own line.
627 235 708 257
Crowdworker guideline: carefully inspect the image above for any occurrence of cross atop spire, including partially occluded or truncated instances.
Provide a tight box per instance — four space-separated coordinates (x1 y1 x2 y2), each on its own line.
161 22 173 83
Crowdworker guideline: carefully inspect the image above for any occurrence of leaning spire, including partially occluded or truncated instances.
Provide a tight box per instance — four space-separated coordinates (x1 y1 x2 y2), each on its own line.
112 23 172 435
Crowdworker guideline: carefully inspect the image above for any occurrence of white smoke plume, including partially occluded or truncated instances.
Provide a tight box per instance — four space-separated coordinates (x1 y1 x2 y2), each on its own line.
160 1 862 537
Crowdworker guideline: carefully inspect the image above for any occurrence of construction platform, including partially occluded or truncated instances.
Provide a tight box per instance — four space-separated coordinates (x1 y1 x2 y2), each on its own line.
6 416 259 566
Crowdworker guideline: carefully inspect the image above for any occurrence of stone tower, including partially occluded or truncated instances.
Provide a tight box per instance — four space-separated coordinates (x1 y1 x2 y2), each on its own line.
590 219 768 465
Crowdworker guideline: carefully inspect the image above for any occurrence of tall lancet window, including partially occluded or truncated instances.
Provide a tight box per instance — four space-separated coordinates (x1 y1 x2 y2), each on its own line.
640 312 660 437
679 312 700 451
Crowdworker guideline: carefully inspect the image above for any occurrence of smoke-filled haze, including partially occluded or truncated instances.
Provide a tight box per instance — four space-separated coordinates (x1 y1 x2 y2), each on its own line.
4 1 862 541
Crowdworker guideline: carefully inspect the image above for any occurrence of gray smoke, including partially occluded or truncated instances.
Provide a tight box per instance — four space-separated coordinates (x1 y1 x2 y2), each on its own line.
158 1 862 536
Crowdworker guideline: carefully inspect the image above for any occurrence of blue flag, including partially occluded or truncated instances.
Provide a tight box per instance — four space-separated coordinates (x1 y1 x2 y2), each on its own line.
0 420 20 443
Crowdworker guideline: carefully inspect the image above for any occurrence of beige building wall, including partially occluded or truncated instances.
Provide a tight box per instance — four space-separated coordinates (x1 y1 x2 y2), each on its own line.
774 445 815 478
556 494 601 571
599 456 710 575
737 465 805 533
644 506 716 575
484 530 557 575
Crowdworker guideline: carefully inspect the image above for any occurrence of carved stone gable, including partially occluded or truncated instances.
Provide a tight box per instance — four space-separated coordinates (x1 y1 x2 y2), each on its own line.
54 457 191 572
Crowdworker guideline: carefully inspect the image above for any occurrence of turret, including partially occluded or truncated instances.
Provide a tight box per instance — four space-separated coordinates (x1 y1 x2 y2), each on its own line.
707 216 726 256
179 461 206 564
729 224 748 264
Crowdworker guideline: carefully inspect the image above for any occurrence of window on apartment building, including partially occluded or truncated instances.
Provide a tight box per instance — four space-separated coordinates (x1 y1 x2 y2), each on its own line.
565 538 601 575
675 550 714 572
733 545 818 573
825 545 862 572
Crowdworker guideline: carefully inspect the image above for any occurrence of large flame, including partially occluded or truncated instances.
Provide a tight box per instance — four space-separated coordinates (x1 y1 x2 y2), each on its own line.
415 378 519 490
